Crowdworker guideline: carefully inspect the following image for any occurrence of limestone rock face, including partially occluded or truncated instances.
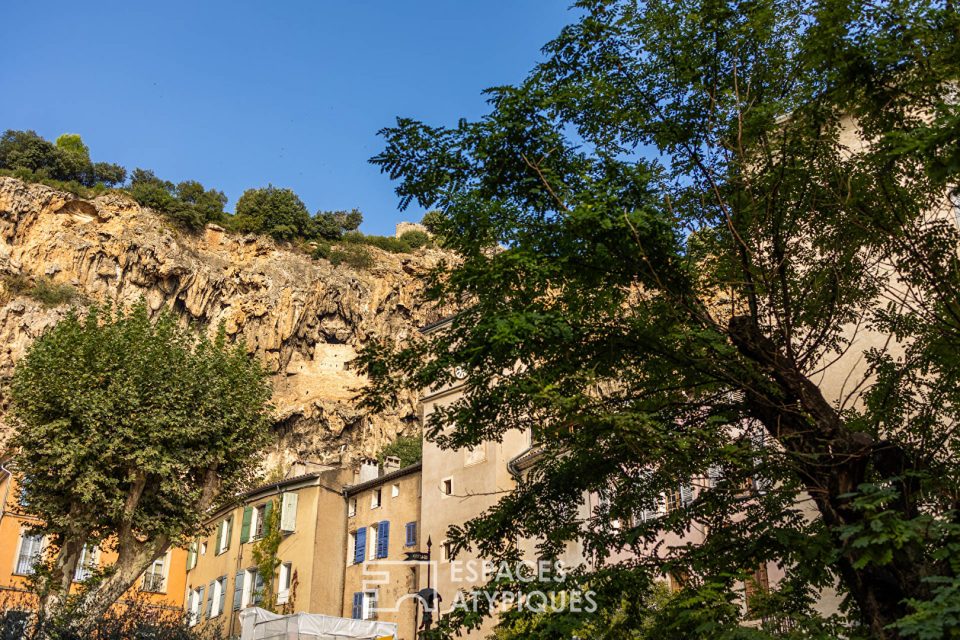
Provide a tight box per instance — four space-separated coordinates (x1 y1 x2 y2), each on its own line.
0 177 441 464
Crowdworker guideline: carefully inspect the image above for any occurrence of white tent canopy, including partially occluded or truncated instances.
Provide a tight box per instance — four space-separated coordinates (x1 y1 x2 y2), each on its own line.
239 607 399 640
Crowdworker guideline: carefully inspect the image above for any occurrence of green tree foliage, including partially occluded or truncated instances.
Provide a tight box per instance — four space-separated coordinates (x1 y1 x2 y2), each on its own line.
232 186 313 242
0 130 61 176
0 130 125 188
313 208 364 240
90 162 126 187
250 501 282 613
363 1 960 638
10 302 272 633
419 210 444 235
399 229 430 249
341 231 412 253
328 244 374 269
129 169 227 230
54 133 92 185
377 434 422 467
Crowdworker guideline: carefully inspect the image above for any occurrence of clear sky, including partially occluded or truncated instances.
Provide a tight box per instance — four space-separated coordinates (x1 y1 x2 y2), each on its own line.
1 1 575 235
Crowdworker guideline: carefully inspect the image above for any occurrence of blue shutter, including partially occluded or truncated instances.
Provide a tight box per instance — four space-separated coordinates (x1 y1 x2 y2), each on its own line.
351 592 363 619
354 528 366 564
377 521 389 558
233 571 244 610
405 522 417 546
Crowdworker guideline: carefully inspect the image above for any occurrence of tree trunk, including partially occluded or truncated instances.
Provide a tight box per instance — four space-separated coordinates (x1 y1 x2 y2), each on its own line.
727 315 937 639
67 535 170 636
36 531 87 631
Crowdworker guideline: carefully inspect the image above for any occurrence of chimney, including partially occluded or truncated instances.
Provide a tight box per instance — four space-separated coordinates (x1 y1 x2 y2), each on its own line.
383 456 401 472
358 458 379 483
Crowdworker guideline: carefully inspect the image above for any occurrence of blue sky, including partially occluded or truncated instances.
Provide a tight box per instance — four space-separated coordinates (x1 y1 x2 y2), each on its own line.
1 1 575 235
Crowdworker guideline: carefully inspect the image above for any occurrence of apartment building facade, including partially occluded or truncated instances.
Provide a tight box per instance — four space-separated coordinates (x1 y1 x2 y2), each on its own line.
183 462 353 637
342 458 422 640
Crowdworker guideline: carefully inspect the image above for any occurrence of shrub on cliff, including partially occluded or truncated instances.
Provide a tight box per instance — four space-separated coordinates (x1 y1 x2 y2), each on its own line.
231 185 313 241
312 208 363 240
129 169 226 230
328 244 373 269
399 229 430 249
341 231 411 253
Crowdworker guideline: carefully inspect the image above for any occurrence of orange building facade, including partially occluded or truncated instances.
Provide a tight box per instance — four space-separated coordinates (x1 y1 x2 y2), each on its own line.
0 468 187 614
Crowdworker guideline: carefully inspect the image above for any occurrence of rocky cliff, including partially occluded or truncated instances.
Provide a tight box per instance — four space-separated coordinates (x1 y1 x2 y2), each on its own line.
0 177 443 466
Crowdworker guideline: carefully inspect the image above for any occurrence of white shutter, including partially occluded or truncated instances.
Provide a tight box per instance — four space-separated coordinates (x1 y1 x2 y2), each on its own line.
707 465 723 488
680 483 694 507
277 563 290 604
280 492 298 532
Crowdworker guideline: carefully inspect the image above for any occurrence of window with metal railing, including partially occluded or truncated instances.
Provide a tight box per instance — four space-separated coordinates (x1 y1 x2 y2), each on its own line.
141 556 166 593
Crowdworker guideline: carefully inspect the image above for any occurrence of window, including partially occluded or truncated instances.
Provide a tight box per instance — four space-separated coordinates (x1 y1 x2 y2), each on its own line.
188 585 204 626
241 568 262 608
665 484 694 512
668 571 689 593
208 575 227 618
665 487 682 512
441 540 453 562
348 498 357 517
17 481 29 508
405 522 417 547
253 504 267 539
142 554 166 593
352 590 378 620
368 524 378 560
441 478 453 497
278 563 293 604
745 565 770 617
241 502 273 543
391 483 400 498
215 516 233 555
371 488 382 509
14 532 42 575
74 544 97 582
199 542 207 556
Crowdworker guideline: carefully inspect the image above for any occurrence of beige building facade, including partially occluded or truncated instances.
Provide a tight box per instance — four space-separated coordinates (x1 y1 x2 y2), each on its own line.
184 463 353 638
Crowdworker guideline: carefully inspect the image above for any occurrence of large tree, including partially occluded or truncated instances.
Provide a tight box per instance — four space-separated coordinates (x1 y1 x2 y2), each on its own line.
363 1 960 638
10 303 272 633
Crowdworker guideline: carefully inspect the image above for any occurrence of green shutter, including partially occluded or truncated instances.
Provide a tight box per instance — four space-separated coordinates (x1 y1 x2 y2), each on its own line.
225 515 233 551
215 521 224 555
240 507 252 543
186 544 196 571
